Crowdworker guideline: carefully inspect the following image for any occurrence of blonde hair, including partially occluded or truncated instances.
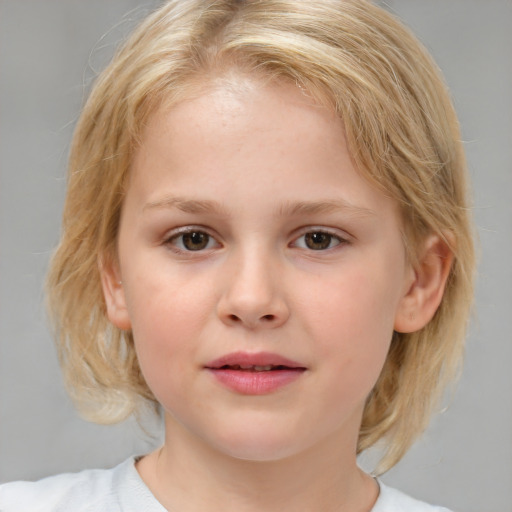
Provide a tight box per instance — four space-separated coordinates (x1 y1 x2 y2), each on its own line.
47 0 475 472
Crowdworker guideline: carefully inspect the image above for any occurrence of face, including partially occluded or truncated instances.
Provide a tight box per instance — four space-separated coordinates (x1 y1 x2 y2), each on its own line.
104 77 416 462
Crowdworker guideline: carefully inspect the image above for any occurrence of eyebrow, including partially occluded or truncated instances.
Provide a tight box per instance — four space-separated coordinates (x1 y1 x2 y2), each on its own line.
143 196 230 215
143 195 376 218
277 199 376 218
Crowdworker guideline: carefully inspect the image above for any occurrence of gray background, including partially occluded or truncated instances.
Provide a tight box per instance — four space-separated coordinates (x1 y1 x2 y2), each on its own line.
1 1 511 511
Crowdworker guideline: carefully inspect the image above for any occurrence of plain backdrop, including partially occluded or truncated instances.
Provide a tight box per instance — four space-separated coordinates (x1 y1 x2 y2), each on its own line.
1 1 511 511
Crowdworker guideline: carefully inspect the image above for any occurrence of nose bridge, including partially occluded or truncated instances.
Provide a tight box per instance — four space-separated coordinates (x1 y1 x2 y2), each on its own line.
218 241 288 329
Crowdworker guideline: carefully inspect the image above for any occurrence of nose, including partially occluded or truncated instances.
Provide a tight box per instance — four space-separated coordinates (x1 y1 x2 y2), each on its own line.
217 251 290 330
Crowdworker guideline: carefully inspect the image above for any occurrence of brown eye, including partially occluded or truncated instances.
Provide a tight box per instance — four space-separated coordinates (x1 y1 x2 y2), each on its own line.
303 232 339 250
181 231 210 251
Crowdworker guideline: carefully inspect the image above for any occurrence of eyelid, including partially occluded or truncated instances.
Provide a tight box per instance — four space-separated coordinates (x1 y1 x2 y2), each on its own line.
164 225 222 252
161 225 351 252
290 226 351 249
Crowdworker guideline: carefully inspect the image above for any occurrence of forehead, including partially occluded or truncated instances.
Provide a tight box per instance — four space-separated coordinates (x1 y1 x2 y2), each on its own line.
134 77 340 180
148 76 337 146
128 76 399 223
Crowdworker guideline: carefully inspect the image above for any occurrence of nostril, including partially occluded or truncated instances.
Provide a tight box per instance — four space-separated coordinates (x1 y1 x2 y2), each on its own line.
221 311 282 327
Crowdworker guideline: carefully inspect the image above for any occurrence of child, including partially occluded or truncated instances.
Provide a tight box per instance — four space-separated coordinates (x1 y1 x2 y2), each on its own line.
0 0 475 510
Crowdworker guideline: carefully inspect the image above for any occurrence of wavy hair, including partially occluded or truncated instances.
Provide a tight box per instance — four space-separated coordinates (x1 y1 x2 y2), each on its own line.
47 0 475 473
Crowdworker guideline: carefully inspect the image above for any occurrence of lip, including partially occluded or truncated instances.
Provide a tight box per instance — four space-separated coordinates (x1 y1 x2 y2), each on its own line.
205 351 307 395
206 351 305 369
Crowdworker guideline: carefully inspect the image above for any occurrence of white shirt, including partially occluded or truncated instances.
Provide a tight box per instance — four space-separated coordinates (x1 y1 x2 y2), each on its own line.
0 457 453 512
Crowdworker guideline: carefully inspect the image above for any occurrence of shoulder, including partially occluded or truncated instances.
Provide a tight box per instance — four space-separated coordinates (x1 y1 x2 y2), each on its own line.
0 463 122 512
372 481 454 512
0 457 162 512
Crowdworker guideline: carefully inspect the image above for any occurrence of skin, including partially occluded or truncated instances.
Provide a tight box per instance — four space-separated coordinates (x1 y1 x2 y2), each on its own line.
101 76 452 512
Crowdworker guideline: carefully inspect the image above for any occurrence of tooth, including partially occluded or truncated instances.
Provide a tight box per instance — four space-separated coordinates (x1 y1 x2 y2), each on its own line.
254 365 273 371
239 364 252 369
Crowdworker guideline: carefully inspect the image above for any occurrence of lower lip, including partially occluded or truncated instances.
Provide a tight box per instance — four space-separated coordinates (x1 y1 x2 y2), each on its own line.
207 368 305 395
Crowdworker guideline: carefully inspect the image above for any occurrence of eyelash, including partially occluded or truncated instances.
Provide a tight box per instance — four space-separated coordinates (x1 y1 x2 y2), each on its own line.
292 229 347 251
164 227 349 253
165 227 220 253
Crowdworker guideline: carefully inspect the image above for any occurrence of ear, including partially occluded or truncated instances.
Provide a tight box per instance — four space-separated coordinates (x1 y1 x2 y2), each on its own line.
99 254 132 331
394 234 453 333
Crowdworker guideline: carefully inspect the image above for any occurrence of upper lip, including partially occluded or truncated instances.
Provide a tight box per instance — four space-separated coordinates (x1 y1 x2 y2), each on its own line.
205 351 306 369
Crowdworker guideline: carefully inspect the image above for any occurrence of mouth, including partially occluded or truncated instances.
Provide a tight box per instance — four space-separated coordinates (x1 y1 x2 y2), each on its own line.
205 351 306 372
214 364 300 372
205 352 306 395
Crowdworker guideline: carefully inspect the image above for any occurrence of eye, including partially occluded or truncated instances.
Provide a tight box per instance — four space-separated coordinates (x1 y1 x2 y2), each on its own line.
294 230 343 251
167 229 219 252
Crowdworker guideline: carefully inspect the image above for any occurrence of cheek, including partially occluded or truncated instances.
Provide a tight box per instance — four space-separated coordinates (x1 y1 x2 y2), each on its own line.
306 267 398 332
125 262 214 334
123 271 216 390
300 267 398 374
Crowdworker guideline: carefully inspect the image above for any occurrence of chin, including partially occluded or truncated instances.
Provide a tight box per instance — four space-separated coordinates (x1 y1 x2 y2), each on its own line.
207 427 307 463
222 444 300 463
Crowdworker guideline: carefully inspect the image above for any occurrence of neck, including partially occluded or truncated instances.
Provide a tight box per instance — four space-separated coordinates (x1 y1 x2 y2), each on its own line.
137 418 378 512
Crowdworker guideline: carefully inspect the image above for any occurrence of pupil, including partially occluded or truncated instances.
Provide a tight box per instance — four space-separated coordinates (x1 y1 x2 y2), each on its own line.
305 232 331 250
183 232 208 250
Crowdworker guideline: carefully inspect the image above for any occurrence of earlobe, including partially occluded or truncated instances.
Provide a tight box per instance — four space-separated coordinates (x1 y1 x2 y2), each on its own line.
394 235 453 333
99 255 132 331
